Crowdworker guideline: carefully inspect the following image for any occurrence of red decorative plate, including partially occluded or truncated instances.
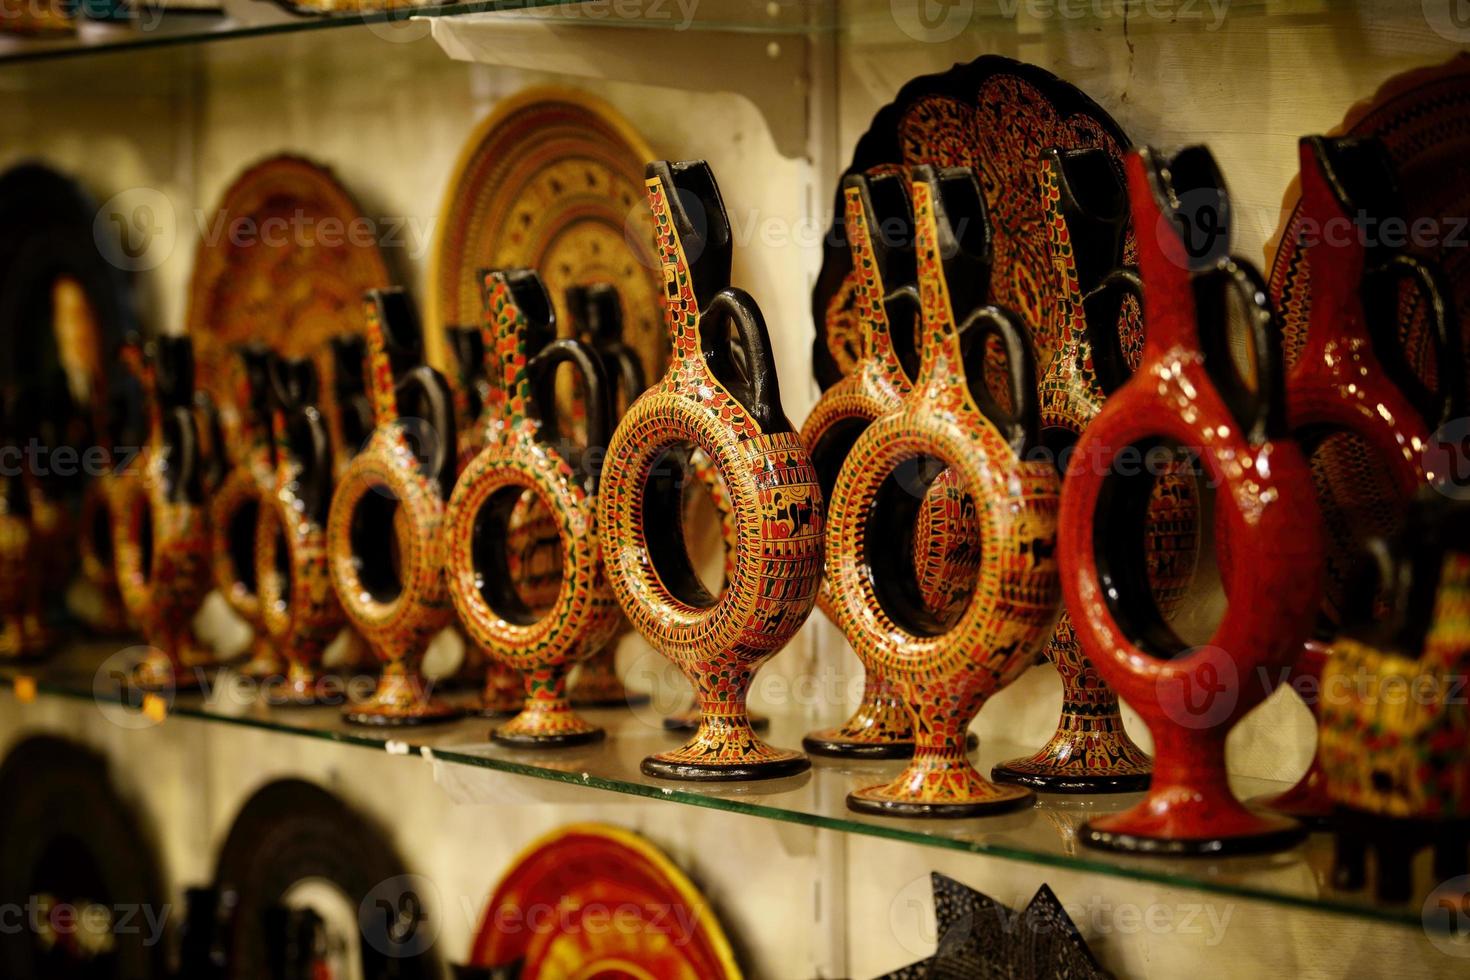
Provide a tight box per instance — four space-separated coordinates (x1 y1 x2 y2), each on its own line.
184 155 390 399
811 56 1137 389
427 88 664 387
466 823 740 979
1267 53 1470 399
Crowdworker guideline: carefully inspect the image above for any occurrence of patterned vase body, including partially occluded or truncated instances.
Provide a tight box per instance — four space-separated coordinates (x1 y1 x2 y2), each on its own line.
827 166 1061 816
598 161 822 781
444 270 620 748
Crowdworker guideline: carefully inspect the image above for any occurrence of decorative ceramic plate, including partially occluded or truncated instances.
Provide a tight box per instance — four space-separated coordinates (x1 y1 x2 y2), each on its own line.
812 56 1138 390
466 823 741 979
427 87 664 386
0 162 136 413
184 155 390 398
1267 53 1470 400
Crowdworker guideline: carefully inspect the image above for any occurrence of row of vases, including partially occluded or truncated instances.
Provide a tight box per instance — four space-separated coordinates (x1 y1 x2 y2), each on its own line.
51 136 1466 861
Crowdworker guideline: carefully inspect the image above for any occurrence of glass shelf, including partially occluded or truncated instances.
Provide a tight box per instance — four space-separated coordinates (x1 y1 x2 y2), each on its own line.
0 0 832 66
0 640 1448 934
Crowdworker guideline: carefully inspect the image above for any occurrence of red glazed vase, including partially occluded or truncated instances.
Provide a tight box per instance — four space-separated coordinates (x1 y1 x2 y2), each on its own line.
111 337 214 689
826 165 1062 817
597 161 822 781
1062 145 1323 855
799 170 981 760
255 355 343 704
208 345 281 679
444 269 621 748
1255 135 1459 825
325 289 460 725
992 148 1200 793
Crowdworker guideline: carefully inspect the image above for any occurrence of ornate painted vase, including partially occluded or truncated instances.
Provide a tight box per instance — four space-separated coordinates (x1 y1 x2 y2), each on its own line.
0 393 43 659
76 385 136 637
825 165 1060 816
1320 493 1470 902
800 169 980 759
565 282 652 710
444 269 620 747
597 160 823 781
1061 145 1323 855
446 324 526 716
254 355 342 704
993 148 1202 792
325 289 460 725
207 345 280 679
324 334 374 479
111 336 214 689
1254 136 1458 825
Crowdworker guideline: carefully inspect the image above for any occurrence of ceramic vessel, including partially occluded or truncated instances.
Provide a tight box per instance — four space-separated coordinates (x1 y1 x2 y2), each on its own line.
825 165 1060 817
800 170 981 759
598 161 822 781
1252 136 1460 826
255 355 343 704
564 283 652 710
1062 145 1323 855
993 148 1203 793
446 324 526 716
111 337 214 689
444 269 620 748
324 334 374 479
1320 493 1470 902
325 289 460 726
76 387 134 637
0 392 43 660
207 345 280 679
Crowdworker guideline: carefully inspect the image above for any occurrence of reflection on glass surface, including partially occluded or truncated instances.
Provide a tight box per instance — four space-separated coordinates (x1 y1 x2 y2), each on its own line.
0 641 1438 931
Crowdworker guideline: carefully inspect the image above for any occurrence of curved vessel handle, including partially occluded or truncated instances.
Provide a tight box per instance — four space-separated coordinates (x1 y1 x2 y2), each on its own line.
152 336 196 410
1363 254 1462 430
447 325 488 426
928 165 995 327
882 284 923 386
363 288 429 426
700 286 787 434
1193 256 1288 444
568 283 645 414
161 405 200 505
528 338 612 492
192 392 228 496
957 305 1042 457
269 355 333 524
395 365 457 497
1080 267 1144 397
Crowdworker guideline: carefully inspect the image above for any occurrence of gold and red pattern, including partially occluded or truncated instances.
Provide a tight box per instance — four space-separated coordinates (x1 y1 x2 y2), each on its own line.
427 88 662 386
443 272 621 747
324 293 457 725
597 165 822 780
184 155 390 399
467 823 741 979
825 172 1061 816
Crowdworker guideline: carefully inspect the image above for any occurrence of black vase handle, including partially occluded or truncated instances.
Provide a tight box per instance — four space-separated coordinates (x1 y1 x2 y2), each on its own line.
882 283 923 386
162 404 200 504
1363 253 1463 430
645 160 733 311
395 365 457 496
1193 256 1287 444
700 286 786 434
568 283 645 415
957 304 1041 457
528 338 612 490
193 392 228 496
152 336 196 410
269 355 333 524
1081 267 1144 397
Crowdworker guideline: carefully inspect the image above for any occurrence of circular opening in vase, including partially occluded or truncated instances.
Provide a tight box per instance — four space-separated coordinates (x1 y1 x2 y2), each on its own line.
471 484 564 627
864 451 978 638
348 488 403 604
1092 436 1216 658
640 442 729 609
227 498 260 596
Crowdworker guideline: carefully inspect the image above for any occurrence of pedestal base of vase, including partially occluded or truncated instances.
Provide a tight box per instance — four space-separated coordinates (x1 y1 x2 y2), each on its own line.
991 679 1153 793
643 705 808 782
663 702 769 733
803 729 979 760
235 635 284 681
569 647 651 708
342 663 460 727
846 737 1033 818
1081 796 1306 856
801 678 913 758
490 696 604 749
264 663 332 707
129 648 207 691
